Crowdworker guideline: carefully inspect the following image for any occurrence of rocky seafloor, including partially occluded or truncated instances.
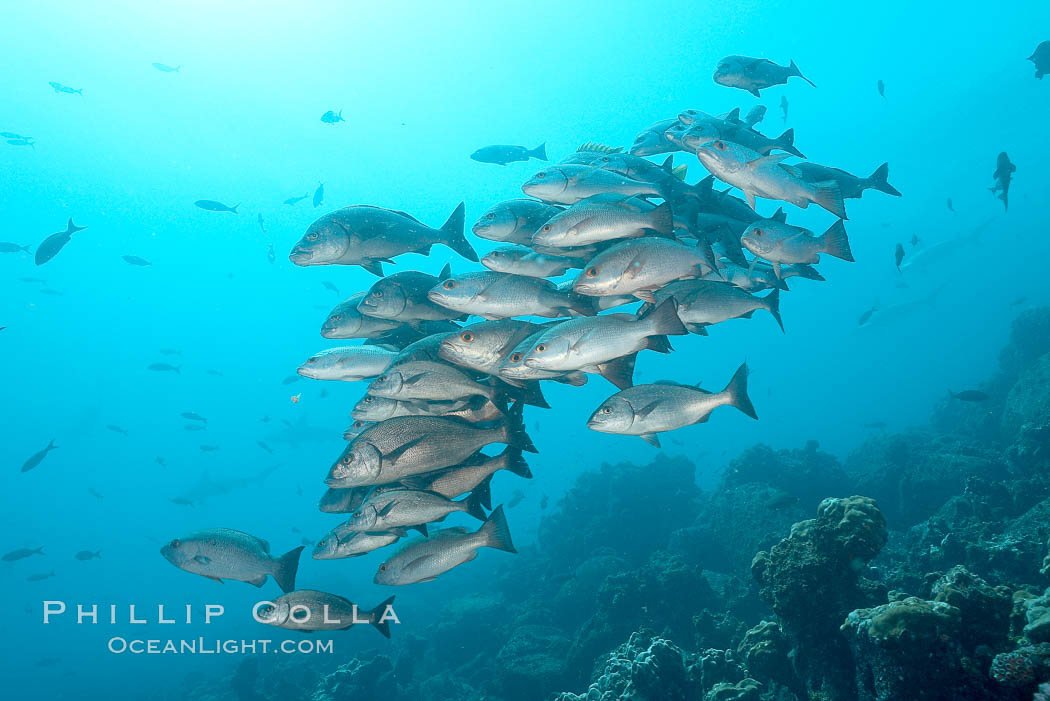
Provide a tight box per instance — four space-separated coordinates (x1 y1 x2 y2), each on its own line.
176 307 1050 701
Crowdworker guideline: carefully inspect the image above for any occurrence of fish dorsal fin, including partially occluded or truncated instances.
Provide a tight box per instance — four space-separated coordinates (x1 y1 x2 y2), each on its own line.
772 207 787 223
576 142 622 154
660 155 674 173
724 107 741 123
778 163 802 179
439 263 452 281
390 210 424 224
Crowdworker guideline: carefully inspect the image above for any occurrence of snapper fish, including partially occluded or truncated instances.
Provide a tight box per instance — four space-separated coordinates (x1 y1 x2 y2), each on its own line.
160 528 304 592
740 209 853 278
255 590 394 637
712 56 816 96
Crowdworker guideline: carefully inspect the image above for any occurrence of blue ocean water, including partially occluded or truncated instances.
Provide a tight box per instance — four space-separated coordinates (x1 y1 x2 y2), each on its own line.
2 2 1049 699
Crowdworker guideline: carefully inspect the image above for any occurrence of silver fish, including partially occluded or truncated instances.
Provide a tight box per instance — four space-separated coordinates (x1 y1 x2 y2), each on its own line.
438 319 543 375
289 203 476 275
481 246 583 278
358 267 462 323
367 360 501 402
35 219 87 266
471 199 563 245
713 55 816 96
522 165 667 205
297 346 397 382
160 528 304 592
795 162 900 199
427 271 592 320
344 488 486 532
318 487 369 514
326 410 536 488
313 528 401 559
740 212 853 276
400 448 531 504
587 363 756 446
573 237 713 302
374 506 516 585
650 280 783 334
255 590 395 637
628 119 681 156
352 395 500 422
531 194 673 248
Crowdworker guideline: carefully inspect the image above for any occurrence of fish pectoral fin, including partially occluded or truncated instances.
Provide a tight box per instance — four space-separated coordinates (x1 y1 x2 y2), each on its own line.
623 255 647 280
194 555 211 565
634 289 657 303
401 373 430 386
248 575 267 588
639 433 661 447
777 163 802 179
744 191 758 211
383 435 426 462
378 500 398 517
631 400 661 418
204 576 224 584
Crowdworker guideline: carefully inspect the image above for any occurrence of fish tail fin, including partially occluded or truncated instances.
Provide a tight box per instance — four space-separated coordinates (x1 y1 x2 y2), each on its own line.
723 362 758 420
66 219 87 235
790 60 816 87
519 380 549 409
440 202 478 262
480 505 517 553
34 547 45 555
272 546 305 593
530 143 547 161
793 263 825 281
820 219 854 262
775 128 805 159
810 181 848 220
596 352 637 389
764 287 784 332
567 292 597 317
647 200 674 236
231 203 240 214
48 440 58 451
463 490 488 521
500 447 532 478
640 298 687 337
867 163 901 197
21 245 31 252
367 596 396 639
474 474 493 510
503 402 538 453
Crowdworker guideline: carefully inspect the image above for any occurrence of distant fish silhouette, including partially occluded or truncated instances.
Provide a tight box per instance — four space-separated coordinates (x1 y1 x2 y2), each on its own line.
49 81 82 95
284 194 309 205
313 183 324 208
36 218 87 266
194 200 239 213
151 62 180 73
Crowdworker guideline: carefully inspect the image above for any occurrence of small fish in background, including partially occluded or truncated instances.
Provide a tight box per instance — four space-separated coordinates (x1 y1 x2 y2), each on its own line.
470 143 548 165
283 194 309 205
155 456 167 467
21 440 58 473
312 182 324 208
35 658 61 667
540 494 549 509
122 255 151 267
194 200 239 213
282 375 301 385
949 389 989 402
1029 40 1050 79
87 487 104 500
49 81 82 95
6 137 35 147
182 412 207 423
20 277 46 283
894 243 905 271
151 62 180 72
160 528 304 592
106 425 129 436
171 497 194 506
989 152 1015 211
148 363 181 374
1 131 30 139
0 242 31 253
205 369 223 376
1012 296 1029 307
857 306 878 326
74 550 101 561
257 213 266 235
256 441 273 454
863 421 888 429
712 55 815 96
877 79 886 98
744 105 767 127
36 218 88 266
27 571 56 582
946 197 955 213
910 234 920 247
199 444 219 452
184 424 206 431
320 110 344 124
779 95 789 122
267 243 276 264
2 547 44 561
39 288 64 296
291 393 302 404
261 415 271 423
321 280 340 295
506 490 526 508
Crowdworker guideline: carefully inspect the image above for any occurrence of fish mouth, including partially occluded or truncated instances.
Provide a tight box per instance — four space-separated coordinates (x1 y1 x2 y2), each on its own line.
289 247 313 265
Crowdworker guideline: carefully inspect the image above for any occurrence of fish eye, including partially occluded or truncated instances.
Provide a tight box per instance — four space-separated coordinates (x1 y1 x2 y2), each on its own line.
461 332 474 342
601 407 612 414
341 454 354 465
354 420 365 428
585 267 598 278
373 290 383 298
330 314 342 323
715 141 726 151
752 228 762 237
306 233 318 241
536 344 546 353
169 539 180 549
510 353 522 362
601 156 610 163
541 224 551 233
443 280 455 289
535 172 546 178
485 213 495 220
379 564 387 572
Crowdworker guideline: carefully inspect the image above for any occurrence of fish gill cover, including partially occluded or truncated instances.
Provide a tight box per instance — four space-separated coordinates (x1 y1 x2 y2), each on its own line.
2 2 1050 700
